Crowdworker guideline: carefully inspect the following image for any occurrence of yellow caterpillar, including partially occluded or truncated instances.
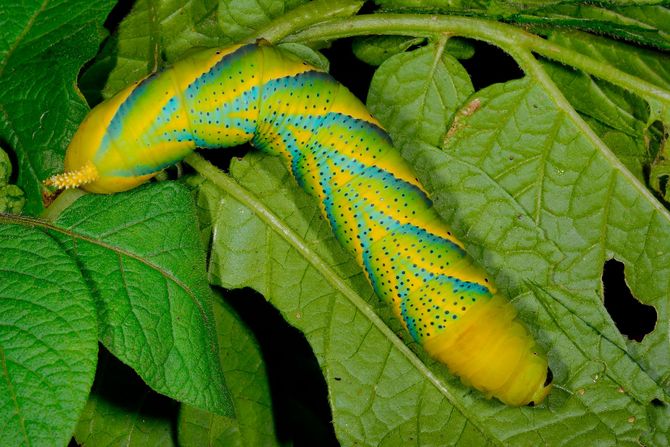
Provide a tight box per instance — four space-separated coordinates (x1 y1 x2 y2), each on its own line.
47 42 552 406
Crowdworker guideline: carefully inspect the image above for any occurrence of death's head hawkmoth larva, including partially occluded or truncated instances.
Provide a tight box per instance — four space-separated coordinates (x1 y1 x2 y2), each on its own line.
46 42 553 406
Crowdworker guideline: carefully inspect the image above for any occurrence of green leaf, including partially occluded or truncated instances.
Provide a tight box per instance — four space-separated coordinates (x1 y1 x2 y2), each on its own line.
514 4 670 50
52 182 233 416
218 0 311 43
74 349 178 447
0 0 115 215
544 30 669 198
373 73 669 442
0 146 25 213
352 36 474 66
277 43 329 71
82 0 232 101
0 223 98 446
549 30 670 93
352 35 426 66
367 42 474 149
178 292 282 447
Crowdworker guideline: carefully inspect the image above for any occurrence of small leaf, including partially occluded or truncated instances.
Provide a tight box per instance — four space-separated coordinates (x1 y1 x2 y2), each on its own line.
367 42 474 149
0 146 24 213
277 43 329 71
52 182 233 416
353 36 474 66
218 0 310 43
0 223 98 446
352 36 426 66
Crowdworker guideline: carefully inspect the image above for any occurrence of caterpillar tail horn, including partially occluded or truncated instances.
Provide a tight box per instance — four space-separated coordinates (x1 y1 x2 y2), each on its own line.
44 162 99 190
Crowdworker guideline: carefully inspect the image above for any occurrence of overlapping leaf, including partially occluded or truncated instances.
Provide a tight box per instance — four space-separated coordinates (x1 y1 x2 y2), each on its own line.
178 292 281 447
74 350 178 447
0 224 97 446
52 183 232 417
369 45 668 444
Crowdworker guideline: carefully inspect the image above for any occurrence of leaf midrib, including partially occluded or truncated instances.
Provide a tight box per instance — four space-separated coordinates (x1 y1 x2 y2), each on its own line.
0 213 214 357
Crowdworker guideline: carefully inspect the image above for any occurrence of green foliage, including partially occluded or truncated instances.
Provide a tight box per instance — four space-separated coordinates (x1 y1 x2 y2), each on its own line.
367 41 474 148
74 349 178 446
0 0 117 215
1 0 669 445
0 146 24 213
52 183 232 416
0 224 97 446
178 294 281 447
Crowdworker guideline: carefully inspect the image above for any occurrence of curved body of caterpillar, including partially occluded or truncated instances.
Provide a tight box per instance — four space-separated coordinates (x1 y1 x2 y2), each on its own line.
48 43 552 406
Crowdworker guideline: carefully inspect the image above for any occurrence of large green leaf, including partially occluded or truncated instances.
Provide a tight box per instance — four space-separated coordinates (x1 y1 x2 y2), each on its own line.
0 224 98 446
0 0 116 215
369 49 668 444
52 183 232 416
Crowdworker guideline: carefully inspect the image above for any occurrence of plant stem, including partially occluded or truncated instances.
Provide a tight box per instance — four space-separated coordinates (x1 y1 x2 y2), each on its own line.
41 188 86 222
281 14 669 107
250 0 365 44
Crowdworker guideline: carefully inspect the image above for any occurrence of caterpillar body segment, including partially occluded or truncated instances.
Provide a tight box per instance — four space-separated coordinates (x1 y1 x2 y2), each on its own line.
48 43 552 406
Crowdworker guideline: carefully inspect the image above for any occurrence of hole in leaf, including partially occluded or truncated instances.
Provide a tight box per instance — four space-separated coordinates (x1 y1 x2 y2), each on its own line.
658 174 670 198
225 288 339 446
602 259 657 342
648 120 667 161
651 398 665 407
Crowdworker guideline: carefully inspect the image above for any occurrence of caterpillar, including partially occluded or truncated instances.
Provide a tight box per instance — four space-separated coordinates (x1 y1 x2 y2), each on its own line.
46 42 552 406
